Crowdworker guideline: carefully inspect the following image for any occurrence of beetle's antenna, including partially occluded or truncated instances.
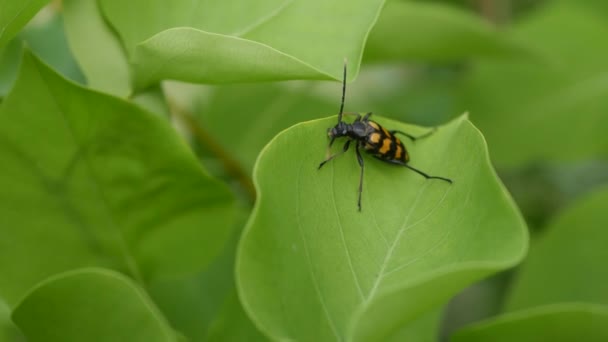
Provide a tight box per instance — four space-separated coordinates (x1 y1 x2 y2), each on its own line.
337 58 347 123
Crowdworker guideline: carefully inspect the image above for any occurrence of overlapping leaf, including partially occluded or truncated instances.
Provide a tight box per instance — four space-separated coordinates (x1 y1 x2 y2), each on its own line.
12 269 176 342
0 0 49 50
237 115 527 341
63 0 131 97
97 0 385 87
0 51 236 308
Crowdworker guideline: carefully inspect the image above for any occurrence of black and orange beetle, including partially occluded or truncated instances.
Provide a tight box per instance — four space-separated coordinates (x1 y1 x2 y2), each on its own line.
318 61 453 211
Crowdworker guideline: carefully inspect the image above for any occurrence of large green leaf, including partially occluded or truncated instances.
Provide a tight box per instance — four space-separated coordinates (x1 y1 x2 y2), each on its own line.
457 2 608 166
452 187 608 341
12 268 176 342
0 0 49 50
98 0 385 87
237 115 527 341
365 1 531 63
0 51 236 308
63 0 131 97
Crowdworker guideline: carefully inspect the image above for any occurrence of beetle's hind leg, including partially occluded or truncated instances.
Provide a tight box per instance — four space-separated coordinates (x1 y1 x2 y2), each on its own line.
391 127 437 142
389 160 452 184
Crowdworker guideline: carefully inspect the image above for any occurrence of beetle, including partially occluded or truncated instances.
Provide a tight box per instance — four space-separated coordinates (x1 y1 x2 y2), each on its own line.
318 60 453 211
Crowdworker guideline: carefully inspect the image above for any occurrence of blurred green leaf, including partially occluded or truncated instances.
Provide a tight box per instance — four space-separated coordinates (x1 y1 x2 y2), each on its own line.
457 2 608 166
194 82 334 174
0 0 49 50
98 0 385 87
12 268 176 342
385 307 442 342
0 51 236 308
19 13 85 85
148 213 266 342
237 115 527 341
452 186 608 341
1 12 85 98
452 304 608 342
63 0 131 96
365 1 532 63
0 37 20 97
0 296 23 342
506 186 608 310
205 290 269 342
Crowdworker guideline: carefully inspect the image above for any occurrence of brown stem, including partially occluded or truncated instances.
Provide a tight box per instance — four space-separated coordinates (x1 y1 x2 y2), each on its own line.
167 100 256 204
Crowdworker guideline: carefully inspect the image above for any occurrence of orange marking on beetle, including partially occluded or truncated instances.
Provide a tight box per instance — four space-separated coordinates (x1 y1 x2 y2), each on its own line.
369 132 381 143
379 138 391 154
395 144 402 159
368 121 380 130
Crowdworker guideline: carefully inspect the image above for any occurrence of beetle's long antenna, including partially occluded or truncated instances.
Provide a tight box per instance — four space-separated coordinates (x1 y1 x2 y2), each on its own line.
337 58 347 123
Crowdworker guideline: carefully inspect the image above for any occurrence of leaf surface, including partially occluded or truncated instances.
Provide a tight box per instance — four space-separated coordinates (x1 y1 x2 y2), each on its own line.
237 115 528 341
0 51 236 308
452 304 608 342
0 0 49 50
63 0 131 96
12 268 176 342
98 0 385 86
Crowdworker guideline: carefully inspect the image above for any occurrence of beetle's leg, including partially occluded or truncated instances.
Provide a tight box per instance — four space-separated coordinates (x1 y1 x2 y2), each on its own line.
318 140 351 169
362 112 372 121
391 127 437 142
356 142 365 211
390 160 452 184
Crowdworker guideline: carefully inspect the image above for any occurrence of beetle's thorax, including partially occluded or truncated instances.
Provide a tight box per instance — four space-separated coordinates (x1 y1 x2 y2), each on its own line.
329 121 373 140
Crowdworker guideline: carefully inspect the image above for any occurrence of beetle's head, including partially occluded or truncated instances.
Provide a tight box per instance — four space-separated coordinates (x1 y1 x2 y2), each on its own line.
327 122 348 146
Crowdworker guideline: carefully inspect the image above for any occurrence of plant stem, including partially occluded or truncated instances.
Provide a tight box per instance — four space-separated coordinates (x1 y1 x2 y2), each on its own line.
167 100 257 204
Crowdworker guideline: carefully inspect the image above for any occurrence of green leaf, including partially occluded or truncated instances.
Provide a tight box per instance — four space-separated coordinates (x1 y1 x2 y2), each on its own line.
0 51 236 308
506 186 608 310
194 82 335 174
12 268 176 342
98 0 385 87
384 307 442 342
147 213 266 342
364 1 532 63
237 115 527 341
457 2 608 166
0 36 20 97
18 13 85 85
452 304 608 342
63 0 131 96
0 0 49 50
452 186 608 341
0 296 24 342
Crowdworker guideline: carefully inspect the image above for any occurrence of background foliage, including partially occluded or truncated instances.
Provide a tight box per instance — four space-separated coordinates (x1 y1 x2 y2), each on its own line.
0 0 607 341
